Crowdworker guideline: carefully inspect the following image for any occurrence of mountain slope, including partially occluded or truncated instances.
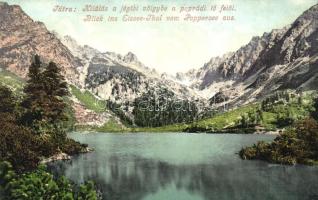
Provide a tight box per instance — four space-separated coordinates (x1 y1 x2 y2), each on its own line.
177 4 318 107
0 2 81 84
1 1 317 129
0 2 205 127
60 35 206 126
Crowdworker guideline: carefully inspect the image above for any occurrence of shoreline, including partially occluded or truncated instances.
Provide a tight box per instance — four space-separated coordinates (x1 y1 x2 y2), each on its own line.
71 129 282 135
253 129 283 135
40 147 94 164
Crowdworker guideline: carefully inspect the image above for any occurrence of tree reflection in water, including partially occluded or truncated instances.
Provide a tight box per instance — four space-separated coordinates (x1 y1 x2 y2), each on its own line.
49 153 318 200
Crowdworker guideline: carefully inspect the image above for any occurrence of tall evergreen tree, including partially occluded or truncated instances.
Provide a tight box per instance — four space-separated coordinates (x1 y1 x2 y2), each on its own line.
42 61 69 124
20 55 46 132
20 56 70 138
41 61 71 147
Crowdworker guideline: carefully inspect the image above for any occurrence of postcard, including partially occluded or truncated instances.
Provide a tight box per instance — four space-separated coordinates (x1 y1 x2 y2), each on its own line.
0 0 318 199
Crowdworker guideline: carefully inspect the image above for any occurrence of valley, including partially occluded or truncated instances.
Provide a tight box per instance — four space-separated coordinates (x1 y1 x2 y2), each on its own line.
1 1 318 200
1 2 318 133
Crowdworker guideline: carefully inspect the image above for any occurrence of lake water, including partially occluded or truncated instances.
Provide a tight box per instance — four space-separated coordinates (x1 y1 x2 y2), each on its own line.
49 133 318 200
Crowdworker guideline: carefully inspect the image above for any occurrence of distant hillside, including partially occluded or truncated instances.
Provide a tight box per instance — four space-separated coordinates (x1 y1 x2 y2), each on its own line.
177 4 318 107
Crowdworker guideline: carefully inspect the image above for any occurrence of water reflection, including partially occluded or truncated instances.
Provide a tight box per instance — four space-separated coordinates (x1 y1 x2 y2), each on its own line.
49 153 318 200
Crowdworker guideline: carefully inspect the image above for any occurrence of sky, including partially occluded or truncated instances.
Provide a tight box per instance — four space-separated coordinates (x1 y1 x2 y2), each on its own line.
6 0 318 74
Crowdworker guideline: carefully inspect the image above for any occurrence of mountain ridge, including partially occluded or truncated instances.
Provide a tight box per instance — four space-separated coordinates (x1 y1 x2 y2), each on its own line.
1 1 318 127
0 1 82 85
176 3 318 106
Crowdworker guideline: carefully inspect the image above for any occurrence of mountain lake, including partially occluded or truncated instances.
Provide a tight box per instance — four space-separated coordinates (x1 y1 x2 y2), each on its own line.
48 133 318 200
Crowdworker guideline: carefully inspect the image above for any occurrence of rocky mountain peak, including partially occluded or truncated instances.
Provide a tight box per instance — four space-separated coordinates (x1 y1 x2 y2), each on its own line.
172 3 318 104
61 35 99 59
63 35 77 44
123 52 139 63
0 2 32 27
0 2 82 84
296 4 318 23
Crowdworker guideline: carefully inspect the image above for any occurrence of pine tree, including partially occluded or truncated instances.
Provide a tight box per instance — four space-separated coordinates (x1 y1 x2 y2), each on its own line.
42 61 69 124
0 86 15 113
20 56 70 140
40 61 70 147
43 62 68 96
20 55 46 132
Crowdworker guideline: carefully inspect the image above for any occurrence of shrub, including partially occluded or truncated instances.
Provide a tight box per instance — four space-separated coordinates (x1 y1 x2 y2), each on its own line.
0 113 40 172
276 117 294 128
60 138 88 155
240 118 318 165
0 161 99 200
239 146 257 160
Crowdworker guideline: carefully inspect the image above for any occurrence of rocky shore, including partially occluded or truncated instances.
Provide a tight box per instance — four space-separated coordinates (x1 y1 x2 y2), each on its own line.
40 147 94 164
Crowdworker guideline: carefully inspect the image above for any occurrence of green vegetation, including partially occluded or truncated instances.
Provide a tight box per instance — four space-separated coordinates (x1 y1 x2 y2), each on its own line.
239 97 318 165
70 85 106 113
0 67 76 132
0 68 24 94
106 100 133 126
70 85 134 131
184 91 315 133
2 66 314 135
240 118 318 165
0 55 98 199
79 121 188 133
186 104 259 132
0 161 98 200
20 57 71 135
132 88 198 127
84 90 316 133
0 85 43 171
130 123 188 133
84 119 187 133
96 118 126 132
0 56 87 171
63 98 77 131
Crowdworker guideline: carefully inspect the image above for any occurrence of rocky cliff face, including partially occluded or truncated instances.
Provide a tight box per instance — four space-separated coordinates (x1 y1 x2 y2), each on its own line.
0 2 82 84
177 4 318 106
60 35 203 116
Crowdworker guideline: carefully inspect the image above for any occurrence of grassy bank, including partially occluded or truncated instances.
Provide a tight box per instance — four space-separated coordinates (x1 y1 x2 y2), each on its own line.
0 69 25 94
70 85 107 113
81 91 316 134
184 91 316 133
